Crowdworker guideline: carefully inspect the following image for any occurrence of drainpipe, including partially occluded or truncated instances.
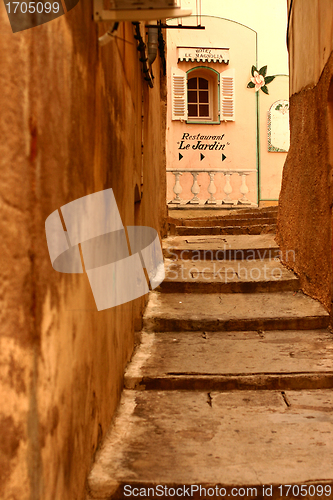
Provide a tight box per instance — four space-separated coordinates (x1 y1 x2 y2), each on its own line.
158 24 166 76
148 22 158 66
133 22 154 88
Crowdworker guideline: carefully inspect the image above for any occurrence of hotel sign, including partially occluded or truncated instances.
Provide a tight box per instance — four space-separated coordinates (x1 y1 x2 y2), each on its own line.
178 47 229 64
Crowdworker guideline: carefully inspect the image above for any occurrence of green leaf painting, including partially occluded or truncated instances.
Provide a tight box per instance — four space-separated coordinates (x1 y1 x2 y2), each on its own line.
247 65 275 94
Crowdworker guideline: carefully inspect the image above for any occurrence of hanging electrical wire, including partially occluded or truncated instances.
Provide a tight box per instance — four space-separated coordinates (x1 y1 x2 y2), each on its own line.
146 0 204 30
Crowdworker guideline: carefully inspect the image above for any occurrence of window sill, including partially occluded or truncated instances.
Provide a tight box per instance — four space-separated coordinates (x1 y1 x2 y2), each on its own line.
186 119 221 125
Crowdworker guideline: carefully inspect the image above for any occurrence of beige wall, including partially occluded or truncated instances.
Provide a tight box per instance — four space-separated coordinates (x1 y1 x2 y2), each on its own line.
0 2 167 499
287 0 333 94
182 0 289 75
277 0 333 313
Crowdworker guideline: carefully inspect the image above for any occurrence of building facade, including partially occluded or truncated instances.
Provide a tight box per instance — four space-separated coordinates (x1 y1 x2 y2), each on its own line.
166 13 289 208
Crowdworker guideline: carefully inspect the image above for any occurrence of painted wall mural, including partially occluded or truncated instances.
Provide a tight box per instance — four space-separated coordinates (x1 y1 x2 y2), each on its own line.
268 100 290 152
247 65 275 94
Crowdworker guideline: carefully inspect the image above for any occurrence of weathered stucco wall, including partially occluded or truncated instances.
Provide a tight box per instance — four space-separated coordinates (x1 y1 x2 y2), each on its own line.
0 2 167 499
287 0 333 95
277 0 333 311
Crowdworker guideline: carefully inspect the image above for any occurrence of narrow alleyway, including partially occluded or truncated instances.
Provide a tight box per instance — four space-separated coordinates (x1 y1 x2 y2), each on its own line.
87 207 333 499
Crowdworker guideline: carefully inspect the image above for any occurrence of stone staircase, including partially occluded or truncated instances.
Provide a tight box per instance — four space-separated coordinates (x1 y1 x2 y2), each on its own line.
87 208 333 500
168 206 278 236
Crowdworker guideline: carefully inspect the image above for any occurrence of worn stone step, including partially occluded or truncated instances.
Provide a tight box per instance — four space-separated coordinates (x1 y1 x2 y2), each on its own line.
173 223 276 236
159 258 299 293
143 291 329 332
163 234 280 260
125 330 333 391
170 216 277 228
170 215 276 227
168 215 278 229
87 389 333 500
168 206 278 226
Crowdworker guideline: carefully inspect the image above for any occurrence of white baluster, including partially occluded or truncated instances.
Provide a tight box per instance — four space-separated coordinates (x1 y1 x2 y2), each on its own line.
222 173 233 204
170 171 182 204
189 171 200 204
238 173 251 205
206 172 217 204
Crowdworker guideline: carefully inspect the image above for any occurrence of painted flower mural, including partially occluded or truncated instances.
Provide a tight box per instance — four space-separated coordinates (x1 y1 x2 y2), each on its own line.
275 102 289 114
247 65 275 94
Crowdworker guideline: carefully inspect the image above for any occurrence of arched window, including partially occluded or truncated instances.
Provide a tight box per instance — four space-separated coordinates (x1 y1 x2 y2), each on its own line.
187 68 219 123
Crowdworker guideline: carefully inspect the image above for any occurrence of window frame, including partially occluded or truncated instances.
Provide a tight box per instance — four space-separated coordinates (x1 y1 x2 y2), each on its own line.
186 67 220 125
187 76 211 120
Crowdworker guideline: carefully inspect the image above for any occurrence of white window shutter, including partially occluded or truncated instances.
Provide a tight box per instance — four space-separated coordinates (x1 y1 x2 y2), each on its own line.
221 68 235 121
171 67 187 121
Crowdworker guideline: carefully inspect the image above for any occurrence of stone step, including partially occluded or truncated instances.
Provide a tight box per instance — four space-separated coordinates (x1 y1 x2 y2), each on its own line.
172 223 276 236
159 258 299 293
125 330 333 391
163 234 280 260
87 389 333 500
168 206 278 226
143 291 330 332
168 215 278 229
170 215 277 227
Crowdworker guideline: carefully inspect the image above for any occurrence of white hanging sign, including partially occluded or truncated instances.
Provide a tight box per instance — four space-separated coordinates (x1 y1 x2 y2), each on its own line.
178 47 229 64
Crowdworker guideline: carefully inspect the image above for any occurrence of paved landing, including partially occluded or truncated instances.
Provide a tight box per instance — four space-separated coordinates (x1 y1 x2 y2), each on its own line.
88 390 333 499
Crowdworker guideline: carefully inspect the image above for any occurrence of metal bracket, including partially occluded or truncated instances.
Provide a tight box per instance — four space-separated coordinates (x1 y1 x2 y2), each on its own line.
93 1 192 23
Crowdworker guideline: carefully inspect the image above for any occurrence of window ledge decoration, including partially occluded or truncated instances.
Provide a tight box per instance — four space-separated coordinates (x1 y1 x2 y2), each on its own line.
247 65 275 94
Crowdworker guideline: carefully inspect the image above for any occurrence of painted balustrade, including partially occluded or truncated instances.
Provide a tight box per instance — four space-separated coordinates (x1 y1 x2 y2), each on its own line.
166 169 257 206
